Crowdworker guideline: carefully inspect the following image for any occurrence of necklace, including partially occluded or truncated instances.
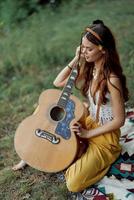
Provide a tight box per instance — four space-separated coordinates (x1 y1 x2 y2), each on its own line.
92 68 98 80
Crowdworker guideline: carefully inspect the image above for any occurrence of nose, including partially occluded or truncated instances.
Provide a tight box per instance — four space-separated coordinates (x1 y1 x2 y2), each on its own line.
82 47 86 54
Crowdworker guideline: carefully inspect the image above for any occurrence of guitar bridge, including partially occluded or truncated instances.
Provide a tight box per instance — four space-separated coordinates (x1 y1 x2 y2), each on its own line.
35 129 60 144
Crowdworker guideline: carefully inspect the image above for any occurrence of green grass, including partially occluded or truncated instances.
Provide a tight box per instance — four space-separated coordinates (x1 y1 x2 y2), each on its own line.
0 0 134 199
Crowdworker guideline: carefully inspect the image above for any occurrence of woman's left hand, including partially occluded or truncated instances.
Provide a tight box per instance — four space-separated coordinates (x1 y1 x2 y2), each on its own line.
70 122 93 139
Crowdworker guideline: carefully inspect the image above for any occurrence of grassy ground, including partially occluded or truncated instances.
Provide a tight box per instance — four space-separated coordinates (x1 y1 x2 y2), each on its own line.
0 0 134 199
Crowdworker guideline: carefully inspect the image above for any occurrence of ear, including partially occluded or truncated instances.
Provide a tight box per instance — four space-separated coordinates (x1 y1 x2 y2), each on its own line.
98 45 105 54
98 45 103 51
102 50 105 54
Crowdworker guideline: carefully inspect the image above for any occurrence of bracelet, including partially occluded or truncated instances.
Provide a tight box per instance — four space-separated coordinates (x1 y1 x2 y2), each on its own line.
68 65 73 70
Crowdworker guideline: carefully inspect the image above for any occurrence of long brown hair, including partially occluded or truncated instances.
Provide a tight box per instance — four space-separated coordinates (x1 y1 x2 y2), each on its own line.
76 20 129 121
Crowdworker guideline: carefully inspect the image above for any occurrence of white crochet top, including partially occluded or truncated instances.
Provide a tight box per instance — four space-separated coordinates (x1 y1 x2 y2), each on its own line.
88 88 113 125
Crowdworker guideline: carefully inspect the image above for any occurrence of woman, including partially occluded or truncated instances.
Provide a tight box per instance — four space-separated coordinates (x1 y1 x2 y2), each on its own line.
13 19 129 195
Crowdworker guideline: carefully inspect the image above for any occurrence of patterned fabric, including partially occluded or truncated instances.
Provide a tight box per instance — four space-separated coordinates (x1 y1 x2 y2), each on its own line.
76 187 114 200
107 111 134 180
95 177 134 200
82 188 108 200
107 154 134 180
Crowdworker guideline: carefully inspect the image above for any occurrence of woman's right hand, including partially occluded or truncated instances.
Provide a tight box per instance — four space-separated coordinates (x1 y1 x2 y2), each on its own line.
75 46 84 59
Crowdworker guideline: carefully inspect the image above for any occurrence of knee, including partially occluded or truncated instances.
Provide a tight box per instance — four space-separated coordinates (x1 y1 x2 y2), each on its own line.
66 176 82 193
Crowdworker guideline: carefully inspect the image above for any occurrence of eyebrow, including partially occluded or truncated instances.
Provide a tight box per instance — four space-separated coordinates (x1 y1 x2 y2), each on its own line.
81 44 93 48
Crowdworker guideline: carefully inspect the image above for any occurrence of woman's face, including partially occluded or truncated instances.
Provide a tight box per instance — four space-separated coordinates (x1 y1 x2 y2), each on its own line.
81 36 104 63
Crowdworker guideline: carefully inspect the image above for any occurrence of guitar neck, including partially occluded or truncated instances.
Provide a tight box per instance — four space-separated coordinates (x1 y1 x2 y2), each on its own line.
57 67 78 108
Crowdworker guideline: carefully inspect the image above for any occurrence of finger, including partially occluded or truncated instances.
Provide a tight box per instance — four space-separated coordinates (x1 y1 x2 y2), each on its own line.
77 133 85 138
71 124 80 129
71 128 80 132
74 122 80 125
71 127 81 133
73 122 81 127
70 125 79 130
76 132 82 136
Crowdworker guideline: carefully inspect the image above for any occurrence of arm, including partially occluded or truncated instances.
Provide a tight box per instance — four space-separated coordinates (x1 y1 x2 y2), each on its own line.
73 77 125 138
53 56 78 87
53 46 84 88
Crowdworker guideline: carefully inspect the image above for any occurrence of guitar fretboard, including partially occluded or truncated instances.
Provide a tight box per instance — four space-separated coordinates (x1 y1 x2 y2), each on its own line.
57 68 78 108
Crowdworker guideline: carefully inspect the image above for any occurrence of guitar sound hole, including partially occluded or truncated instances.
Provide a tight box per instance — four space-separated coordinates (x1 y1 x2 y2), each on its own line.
50 106 65 121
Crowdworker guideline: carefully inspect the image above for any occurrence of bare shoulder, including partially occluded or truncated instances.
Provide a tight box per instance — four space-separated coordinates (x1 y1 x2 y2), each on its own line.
107 73 124 107
107 74 125 126
107 74 122 92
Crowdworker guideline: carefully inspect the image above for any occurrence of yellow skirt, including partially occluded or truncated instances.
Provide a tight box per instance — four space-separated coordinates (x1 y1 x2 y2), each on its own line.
65 115 122 192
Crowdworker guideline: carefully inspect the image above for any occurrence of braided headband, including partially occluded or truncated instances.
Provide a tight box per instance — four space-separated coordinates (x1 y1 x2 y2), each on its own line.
86 27 102 42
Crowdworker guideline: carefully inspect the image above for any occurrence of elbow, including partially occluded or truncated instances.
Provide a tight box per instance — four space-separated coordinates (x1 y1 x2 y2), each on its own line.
120 115 126 127
118 120 125 128
115 117 125 128
53 79 66 88
53 81 64 88
53 81 57 87
53 80 59 87
120 118 125 127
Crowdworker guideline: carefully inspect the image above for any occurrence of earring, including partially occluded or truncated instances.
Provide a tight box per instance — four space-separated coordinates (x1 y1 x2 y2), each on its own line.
98 45 102 51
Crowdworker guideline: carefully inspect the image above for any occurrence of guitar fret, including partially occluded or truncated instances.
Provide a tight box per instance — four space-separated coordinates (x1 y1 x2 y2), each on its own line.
70 76 75 80
61 96 67 100
66 85 72 89
64 92 68 96
57 67 78 108
57 100 66 108
64 86 73 94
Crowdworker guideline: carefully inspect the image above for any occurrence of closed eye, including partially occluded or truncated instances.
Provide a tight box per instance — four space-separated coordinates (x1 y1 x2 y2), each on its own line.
87 48 93 51
81 45 93 51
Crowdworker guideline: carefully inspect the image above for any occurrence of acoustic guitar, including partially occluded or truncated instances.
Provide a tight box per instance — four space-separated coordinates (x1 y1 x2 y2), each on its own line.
14 67 86 172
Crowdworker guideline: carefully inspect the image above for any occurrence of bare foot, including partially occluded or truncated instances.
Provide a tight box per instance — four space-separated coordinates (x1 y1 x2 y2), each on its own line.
12 160 27 171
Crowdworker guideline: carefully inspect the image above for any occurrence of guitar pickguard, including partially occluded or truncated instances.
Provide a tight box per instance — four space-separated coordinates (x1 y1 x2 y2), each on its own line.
55 99 75 139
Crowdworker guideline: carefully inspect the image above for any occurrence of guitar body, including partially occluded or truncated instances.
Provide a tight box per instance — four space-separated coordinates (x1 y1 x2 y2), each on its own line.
14 89 85 172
